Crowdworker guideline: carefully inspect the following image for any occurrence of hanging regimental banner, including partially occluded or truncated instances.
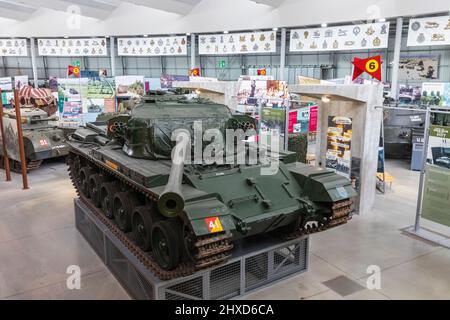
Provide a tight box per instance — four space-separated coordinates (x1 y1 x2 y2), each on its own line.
198 31 276 55
117 36 187 56
407 15 450 47
37 38 108 56
0 39 28 56
289 22 390 52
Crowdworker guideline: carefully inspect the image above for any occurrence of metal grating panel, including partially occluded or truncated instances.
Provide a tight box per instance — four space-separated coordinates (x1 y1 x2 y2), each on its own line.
245 252 269 290
75 198 309 300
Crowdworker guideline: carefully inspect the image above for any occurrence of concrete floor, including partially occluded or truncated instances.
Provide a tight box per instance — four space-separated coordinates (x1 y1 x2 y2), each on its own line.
0 158 449 300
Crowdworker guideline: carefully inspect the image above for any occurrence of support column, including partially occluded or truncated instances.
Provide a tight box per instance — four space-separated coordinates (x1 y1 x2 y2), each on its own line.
29 37 38 87
190 33 196 70
110 37 116 77
279 28 286 81
390 17 403 100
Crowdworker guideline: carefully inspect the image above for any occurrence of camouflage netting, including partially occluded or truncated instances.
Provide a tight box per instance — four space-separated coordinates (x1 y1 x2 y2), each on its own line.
288 133 308 164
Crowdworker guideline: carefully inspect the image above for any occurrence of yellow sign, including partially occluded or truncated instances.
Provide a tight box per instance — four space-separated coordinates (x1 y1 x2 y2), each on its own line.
365 59 380 73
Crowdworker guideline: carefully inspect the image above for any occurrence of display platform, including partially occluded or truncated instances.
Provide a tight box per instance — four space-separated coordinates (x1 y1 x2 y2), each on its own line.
74 198 309 300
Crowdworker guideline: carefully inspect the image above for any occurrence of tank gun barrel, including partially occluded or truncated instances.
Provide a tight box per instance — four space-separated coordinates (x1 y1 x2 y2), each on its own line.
157 130 190 218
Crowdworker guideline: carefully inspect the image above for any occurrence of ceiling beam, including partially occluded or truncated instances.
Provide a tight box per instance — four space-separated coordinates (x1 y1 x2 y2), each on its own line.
122 0 196 15
15 0 115 19
0 0 35 20
250 0 285 7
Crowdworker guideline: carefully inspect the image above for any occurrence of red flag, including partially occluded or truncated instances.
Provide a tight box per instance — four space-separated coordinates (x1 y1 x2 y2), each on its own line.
68 65 80 78
352 55 382 81
190 68 200 77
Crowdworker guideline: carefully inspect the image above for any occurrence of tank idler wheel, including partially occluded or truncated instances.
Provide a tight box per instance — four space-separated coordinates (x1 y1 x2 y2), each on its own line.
79 167 93 197
114 192 140 232
132 206 153 251
89 174 105 207
151 220 180 271
100 182 120 219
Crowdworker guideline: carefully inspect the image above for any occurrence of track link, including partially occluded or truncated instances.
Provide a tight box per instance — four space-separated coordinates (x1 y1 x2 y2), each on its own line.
282 199 353 241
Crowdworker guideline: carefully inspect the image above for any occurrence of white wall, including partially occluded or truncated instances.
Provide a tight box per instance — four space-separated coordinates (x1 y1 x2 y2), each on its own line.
0 0 449 37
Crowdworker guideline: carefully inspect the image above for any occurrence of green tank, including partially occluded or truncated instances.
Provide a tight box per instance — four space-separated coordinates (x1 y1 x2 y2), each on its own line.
0 107 70 171
67 93 356 277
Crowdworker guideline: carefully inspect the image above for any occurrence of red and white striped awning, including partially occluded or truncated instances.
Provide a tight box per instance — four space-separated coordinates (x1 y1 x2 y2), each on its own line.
19 85 55 105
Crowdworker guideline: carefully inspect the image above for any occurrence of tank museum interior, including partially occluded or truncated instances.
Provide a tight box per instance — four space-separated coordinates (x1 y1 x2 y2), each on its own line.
0 0 450 302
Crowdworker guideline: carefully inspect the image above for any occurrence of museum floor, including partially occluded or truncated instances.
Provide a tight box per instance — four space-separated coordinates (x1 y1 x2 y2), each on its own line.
0 159 449 300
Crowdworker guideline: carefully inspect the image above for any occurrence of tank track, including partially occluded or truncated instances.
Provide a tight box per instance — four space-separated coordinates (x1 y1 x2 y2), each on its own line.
67 150 233 280
0 156 42 172
282 199 353 241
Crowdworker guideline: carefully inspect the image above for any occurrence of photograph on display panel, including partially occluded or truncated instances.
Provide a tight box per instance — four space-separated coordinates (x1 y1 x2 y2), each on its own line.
326 116 353 178
398 55 439 81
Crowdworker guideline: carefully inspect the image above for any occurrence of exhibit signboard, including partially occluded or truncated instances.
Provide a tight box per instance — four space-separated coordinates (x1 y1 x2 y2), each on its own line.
38 38 108 56
421 82 450 107
198 31 276 55
0 117 19 161
422 123 450 227
0 77 12 91
407 15 450 47
0 39 27 56
115 76 145 97
289 22 390 52
326 116 352 178
117 36 187 56
398 55 439 81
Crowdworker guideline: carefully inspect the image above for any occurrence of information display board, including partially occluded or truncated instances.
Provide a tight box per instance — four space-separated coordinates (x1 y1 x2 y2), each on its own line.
117 36 187 56
290 22 390 52
0 39 27 56
199 31 276 55
38 38 108 56
407 15 450 47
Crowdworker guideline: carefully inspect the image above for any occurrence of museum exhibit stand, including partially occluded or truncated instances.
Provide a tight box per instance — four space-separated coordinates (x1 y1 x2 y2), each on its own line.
289 84 384 215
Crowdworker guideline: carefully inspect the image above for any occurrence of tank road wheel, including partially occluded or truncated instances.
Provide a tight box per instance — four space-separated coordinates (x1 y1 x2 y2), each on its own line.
114 192 140 232
100 182 120 219
88 174 105 207
132 206 153 251
151 220 180 271
78 167 93 197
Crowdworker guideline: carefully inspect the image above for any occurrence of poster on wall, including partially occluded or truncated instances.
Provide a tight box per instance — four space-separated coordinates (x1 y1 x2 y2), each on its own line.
0 77 12 91
398 85 422 105
309 105 318 132
1 91 14 105
421 82 450 107
398 55 439 81
14 75 28 90
117 36 187 56
261 108 286 135
160 74 189 89
38 38 107 56
0 117 20 161
62 101 83 120
289 107 310 134
407 15 450 47
87 77 116 99
198 31 276 55
115 76 145 97
326 116 353 178
290 22 390 52
0 39 27 56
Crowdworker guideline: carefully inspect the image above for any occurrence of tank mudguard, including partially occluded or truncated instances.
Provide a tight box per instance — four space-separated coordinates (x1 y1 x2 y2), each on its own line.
287 162 357 203
183 197 236 237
